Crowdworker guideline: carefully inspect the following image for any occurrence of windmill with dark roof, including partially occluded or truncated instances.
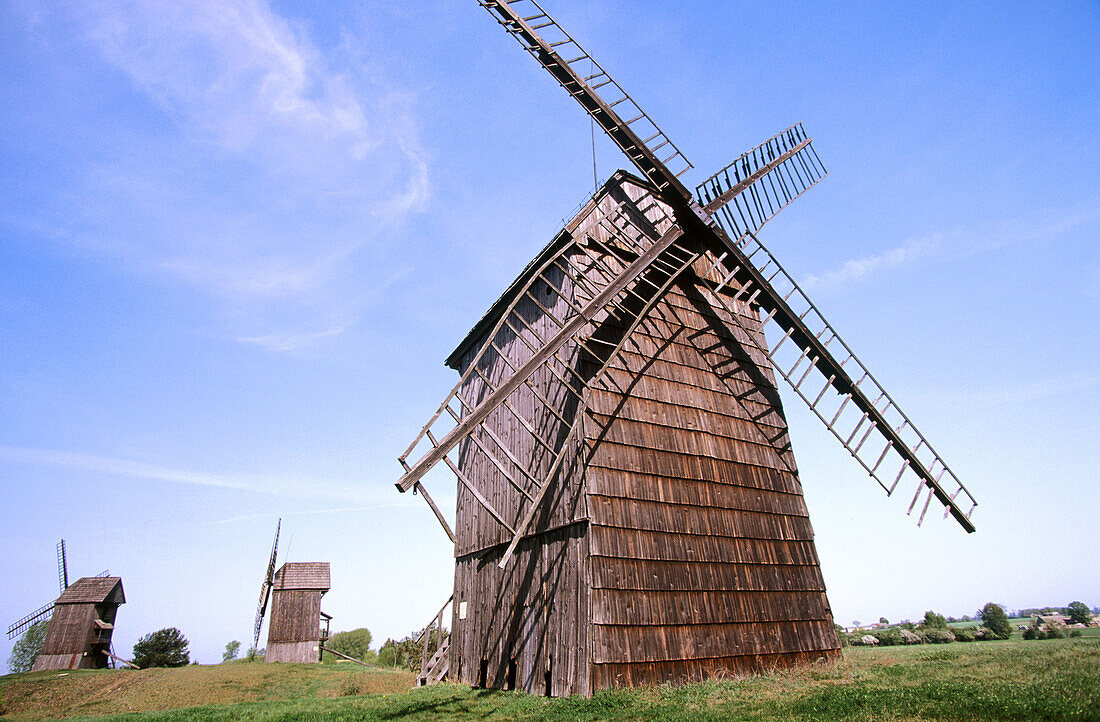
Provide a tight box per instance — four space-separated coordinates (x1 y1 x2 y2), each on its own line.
7 540 130 671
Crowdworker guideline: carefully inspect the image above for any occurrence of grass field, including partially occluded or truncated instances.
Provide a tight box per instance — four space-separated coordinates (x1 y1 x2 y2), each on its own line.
1 638 1097 720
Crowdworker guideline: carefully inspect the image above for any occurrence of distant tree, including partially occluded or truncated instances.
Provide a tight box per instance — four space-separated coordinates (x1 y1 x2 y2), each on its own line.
245 647 264 662
377 631 445 672
132 628 190 668
980 603 1011 640
961 615 971 622
222 640 241 663
852 620 861 628
7 620 48 673
1067 601 1091 626
879 617 889 625
923 611 948 629
326 628 375 664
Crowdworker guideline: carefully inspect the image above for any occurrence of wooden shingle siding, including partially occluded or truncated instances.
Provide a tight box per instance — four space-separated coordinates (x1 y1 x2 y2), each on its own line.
274 562 330 591
590 558 827 592
592 619 838 663
591 649 832 689
447 172 839 695
590 589 833 626
589 527 820 565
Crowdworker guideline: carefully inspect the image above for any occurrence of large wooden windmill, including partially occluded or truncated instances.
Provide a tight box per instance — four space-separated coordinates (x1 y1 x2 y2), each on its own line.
394 1 978 696
252 520 332 663
7 540 128 671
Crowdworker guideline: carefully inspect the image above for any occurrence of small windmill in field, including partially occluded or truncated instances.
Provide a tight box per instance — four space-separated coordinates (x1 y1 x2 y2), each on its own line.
8 540 130 671
393 0 979 696
252 520 332 663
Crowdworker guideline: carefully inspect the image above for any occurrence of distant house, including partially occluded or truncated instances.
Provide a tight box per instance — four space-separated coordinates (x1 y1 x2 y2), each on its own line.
1033 614 1070 632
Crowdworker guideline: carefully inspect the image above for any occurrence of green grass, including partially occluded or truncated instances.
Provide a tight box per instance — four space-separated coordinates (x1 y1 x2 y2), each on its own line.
3 639 1097 721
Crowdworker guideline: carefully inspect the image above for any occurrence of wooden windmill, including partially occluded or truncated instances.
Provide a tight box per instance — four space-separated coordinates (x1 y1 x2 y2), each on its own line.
395 1 978 696
252 520 332 663
8 540 128 671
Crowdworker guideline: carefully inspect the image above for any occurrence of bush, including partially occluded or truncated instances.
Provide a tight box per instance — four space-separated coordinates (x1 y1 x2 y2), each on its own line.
1067 601 1091 626
953 627 976 642
1069 629 1082 638
7 620 48 673
132 628 190 668
870 627 903 646
1022 627 1037 640
920 628 956 644
326 628 377 665
980 603 1011 640
923 611 948 629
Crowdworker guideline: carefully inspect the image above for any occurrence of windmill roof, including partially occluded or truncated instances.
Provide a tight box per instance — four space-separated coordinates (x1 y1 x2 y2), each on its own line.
274 562 330 591
56 577 124 605
445 169 654 370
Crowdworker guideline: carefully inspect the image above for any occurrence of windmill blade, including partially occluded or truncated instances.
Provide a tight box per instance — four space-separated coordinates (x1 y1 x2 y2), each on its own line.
57 539 68 593
8 602 54 639
696 123 828 239
470 2 977 533
695 229 978 531
477 0 695 204
253 519 281 648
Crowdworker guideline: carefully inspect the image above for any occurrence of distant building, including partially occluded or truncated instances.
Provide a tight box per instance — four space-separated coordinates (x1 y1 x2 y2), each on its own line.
265 562 331 663
33 577 125 671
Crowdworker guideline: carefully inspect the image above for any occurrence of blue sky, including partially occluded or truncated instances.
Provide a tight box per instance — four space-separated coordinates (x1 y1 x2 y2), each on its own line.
2 0 1098 665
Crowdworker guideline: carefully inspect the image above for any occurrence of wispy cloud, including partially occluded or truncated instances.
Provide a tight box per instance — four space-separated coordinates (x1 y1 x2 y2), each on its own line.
957 374 1100 408
803 235 941 291
803 208 1099 292
15 0 431 349
0 446 407 506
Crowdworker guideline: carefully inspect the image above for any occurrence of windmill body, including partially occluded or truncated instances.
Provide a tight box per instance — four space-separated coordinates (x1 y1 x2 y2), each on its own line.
33 577 125 671
265 562 331 663
445 173 838 694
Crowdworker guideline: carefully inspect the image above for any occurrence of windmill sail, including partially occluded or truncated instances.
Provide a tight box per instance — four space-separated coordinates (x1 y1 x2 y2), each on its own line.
57 539 68 594
253 519 281 649
7 602 54 639
462 0 977 532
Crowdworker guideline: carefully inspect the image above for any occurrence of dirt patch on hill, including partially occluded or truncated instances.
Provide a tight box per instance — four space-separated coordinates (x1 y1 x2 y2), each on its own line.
0 662 414 720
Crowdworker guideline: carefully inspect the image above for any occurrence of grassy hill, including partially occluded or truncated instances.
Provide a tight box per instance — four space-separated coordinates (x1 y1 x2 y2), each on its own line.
2 638 1097 720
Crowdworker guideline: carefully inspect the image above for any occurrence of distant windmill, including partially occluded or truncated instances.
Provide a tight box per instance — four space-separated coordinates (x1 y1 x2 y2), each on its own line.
8 540 128 671
393 0 979 695
251 519 332 663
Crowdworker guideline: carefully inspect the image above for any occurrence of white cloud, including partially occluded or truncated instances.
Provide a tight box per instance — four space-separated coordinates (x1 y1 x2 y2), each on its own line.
0 445 405 506
16 0 431 349
803 235 941 291
803 208 1099 292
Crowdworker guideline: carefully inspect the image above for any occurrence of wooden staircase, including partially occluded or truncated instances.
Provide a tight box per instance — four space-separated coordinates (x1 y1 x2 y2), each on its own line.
417 638 449 686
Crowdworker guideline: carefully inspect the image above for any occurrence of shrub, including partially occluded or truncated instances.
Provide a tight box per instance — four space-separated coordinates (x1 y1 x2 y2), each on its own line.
1067 601 1091 626
871 627 904 646
1069 629 1082 638
920 628 956 644
953 627 976 642
7 620 48 673
923 611 948 629
1022 627 1037 640
980 603 1011 640
132 628 190 668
